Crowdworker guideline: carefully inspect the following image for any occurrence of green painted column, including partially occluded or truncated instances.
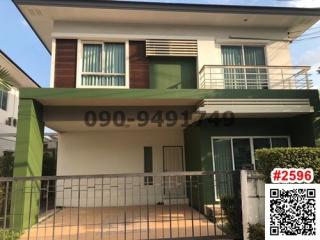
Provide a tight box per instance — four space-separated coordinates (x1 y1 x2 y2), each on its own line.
11 99 44 231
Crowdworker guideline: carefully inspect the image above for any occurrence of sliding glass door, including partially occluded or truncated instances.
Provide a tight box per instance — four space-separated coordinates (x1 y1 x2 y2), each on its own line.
212 136 289 200
222 45 268 89
221 46 245 89
232 139 252 170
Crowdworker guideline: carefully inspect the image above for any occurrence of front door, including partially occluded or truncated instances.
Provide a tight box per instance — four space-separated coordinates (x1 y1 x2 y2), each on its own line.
163 146 185 198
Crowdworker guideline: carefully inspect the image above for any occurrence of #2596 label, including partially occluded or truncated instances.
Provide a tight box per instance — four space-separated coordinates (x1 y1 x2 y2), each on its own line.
271 168 314 183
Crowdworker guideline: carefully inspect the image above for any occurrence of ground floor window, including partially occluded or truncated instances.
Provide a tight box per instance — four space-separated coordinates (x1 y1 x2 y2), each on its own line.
212 136 290 172
0 89 8 111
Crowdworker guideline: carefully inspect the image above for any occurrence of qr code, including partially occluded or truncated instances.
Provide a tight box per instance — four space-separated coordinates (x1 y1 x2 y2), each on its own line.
266 184 320 240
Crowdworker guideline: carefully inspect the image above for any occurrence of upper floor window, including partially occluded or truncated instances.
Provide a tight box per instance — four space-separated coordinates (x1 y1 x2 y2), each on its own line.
81 42 126 87
221 45 268 89
0 89 8 111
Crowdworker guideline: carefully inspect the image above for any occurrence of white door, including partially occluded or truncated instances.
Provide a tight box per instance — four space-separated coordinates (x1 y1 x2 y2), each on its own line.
163 146 185 198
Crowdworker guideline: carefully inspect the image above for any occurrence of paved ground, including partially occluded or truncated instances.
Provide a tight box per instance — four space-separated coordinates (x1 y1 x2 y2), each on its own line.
19 205 225 239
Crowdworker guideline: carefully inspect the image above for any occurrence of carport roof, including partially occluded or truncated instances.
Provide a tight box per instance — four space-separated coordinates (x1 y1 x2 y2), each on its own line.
19 88 320 109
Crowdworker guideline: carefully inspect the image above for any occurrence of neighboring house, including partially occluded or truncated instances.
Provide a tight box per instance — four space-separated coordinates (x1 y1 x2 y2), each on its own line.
0 50 39 155
8 0 320 238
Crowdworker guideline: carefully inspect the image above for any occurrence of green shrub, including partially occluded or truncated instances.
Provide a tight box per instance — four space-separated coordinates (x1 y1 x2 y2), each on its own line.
255 147 320 183
220 196 243 237
0 152 14 177
0 153 15 226
248 224 265 240
0 229 20 240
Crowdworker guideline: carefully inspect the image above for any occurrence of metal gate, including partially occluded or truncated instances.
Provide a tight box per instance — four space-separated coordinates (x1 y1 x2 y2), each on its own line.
0 171 243 239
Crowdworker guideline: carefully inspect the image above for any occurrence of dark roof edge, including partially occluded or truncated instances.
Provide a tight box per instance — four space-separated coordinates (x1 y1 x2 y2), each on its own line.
12 0 320 16
0 50 41 88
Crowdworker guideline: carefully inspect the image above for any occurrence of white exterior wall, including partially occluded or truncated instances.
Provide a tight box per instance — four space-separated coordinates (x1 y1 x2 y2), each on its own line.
265 42 295 89
0 88 19 154
56 129 184 207
51 22 292 89
198 40 224 89
241 170 265 240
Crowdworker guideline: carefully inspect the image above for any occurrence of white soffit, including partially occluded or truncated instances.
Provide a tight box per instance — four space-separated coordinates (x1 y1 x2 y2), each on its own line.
17 4 319 51
196 99 314 115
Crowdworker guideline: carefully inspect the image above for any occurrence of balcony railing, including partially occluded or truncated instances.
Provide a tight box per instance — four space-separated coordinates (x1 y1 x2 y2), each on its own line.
199 65 312 90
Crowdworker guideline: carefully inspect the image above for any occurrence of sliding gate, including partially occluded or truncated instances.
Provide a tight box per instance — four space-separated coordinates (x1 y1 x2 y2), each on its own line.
0 171 243 240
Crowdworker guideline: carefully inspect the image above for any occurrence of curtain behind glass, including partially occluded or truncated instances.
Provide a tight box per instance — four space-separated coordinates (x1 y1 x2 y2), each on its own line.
244 47 268 89
105 43 125 86
82 44 102 73
213 139 234 199
82 43 125 86
222 46 245 89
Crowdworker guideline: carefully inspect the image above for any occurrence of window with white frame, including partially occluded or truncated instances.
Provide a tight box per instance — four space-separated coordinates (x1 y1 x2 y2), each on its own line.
0 89 8 111
81 42 126 87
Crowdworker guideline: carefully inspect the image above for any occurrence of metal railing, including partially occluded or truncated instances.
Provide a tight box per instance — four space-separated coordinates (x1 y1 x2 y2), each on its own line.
0 171 242 240
199 65 312 90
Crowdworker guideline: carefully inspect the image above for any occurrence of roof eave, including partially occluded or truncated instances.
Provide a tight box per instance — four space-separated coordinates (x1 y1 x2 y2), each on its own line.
12 0 320 16
12 0 320 55
0 50 41 88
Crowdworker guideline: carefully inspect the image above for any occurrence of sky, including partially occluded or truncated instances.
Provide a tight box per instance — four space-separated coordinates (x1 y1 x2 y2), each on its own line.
0 0 319 88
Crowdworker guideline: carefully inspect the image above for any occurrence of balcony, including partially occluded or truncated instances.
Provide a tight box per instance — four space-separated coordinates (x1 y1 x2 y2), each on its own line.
199 65 312 90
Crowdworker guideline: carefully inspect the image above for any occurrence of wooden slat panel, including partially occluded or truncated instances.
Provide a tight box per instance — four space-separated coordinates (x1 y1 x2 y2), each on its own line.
54 39 77 88
146 39 198 57
129 41 149 89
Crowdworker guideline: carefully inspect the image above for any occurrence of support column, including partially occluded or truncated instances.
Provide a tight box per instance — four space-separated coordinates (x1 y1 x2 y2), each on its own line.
290 113 317 147
11 99 44 231
313 113 320 147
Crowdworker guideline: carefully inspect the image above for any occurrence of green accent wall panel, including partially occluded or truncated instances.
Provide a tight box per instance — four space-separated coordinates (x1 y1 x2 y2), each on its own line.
149 57 197 89
11 99 44 231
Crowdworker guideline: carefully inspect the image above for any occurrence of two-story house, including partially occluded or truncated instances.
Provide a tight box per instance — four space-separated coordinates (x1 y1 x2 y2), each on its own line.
8 0 320 239
0 50 39 155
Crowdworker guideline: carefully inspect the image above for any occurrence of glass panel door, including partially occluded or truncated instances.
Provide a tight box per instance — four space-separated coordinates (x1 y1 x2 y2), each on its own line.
233 139 252 170
244 46 268 89
272 138 289 147
222 46 245 89
212 139 234 199
253 138 271 169
222 46 267 89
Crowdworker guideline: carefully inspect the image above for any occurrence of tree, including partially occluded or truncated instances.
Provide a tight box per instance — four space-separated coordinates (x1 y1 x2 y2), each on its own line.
0 66 13 90
0 152 14 177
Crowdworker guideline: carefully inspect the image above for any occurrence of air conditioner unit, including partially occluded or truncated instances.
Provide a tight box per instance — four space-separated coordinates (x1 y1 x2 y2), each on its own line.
5 117 17 127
